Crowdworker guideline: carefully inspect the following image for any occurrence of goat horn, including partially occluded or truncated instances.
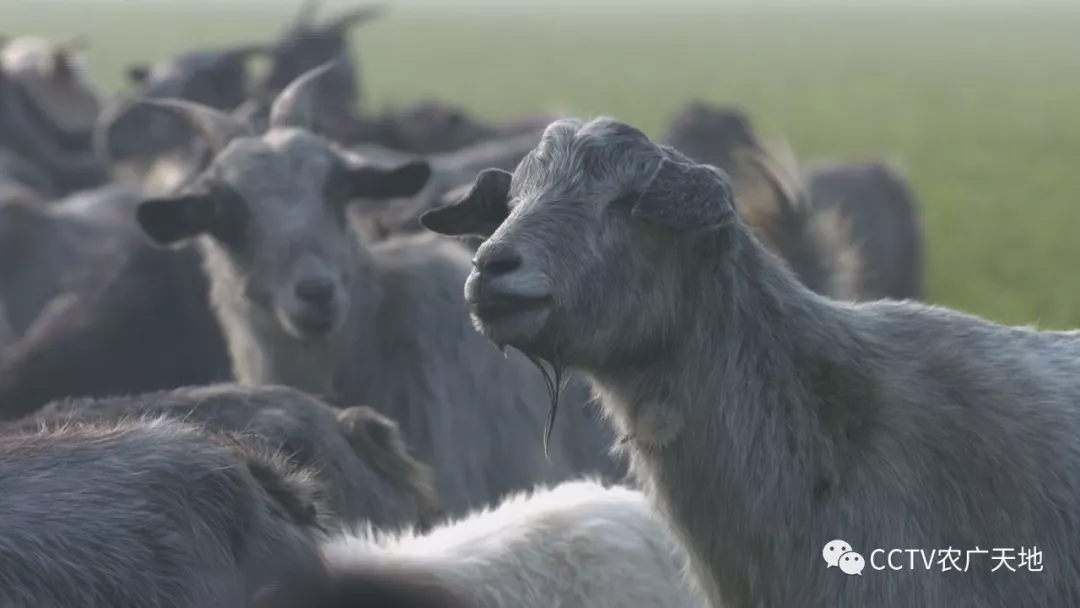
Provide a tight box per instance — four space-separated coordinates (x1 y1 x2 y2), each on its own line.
330 3 387 30
268 60 338 131
91 97 129 165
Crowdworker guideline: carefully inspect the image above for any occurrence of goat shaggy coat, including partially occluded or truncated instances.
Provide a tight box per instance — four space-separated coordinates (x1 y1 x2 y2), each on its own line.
420 116 1080 608
0 417 326 608
20 383 443 530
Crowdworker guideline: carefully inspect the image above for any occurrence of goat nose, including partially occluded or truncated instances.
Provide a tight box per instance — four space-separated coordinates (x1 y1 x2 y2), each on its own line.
472 245 522 277
294 278 335 304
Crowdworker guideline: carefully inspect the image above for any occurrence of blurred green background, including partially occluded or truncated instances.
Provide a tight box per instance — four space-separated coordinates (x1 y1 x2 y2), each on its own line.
4 0 1079 326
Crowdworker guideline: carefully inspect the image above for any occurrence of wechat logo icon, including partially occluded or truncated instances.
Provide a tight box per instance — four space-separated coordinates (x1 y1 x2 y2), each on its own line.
823 539 865 576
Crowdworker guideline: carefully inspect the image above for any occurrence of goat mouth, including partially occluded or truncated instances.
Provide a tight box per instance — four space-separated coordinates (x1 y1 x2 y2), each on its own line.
470 294 552 324
286 311 340 337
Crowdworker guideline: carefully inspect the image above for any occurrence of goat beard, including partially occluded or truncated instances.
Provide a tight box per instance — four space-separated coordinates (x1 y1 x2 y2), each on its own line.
521 351 567 460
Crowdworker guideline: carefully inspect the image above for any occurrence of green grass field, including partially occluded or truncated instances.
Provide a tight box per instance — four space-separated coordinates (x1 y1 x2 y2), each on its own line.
4 1 1080 327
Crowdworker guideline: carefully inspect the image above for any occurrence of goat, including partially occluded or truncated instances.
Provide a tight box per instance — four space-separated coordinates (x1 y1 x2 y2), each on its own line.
20 383 443 531
420 116 1080 607
0 193 120 337
0 416 327 608
249 0 385 131
98 44 267 168
805 159 925 300
0 36 109 195
129 63 623 516
343 101 554 155
255 479 708 608
0 238 232 421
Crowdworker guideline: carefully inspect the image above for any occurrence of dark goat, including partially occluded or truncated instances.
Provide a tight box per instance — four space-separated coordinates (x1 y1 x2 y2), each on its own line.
98 44 267 165
804 160 925 300
21 383 443 531
662 101 925 301
0 416 326 608
0 240 232 421
239 92 553 156
0 193 119 337
254 0 385 126
130 63 623 515
660 100 759 171
0 37 109 196
340 102 555 155
348 101 523 154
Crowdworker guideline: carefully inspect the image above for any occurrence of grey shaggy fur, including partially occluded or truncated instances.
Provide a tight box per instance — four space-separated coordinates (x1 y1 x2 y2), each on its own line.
805 159 925 300
0 416 327 608
130 64 622 515
21 383 443 531
420 116 1080 607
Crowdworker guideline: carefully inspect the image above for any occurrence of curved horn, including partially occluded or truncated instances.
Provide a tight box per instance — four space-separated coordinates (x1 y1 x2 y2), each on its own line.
91 97 130 166
330 3 387 31
268 60 337 131
135 98 254 154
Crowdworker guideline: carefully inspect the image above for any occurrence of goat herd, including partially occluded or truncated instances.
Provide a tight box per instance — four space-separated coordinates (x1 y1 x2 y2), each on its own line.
0 2 1077 607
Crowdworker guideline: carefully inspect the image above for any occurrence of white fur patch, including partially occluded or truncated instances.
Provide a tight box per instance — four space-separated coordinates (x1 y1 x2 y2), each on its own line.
323 478 709 607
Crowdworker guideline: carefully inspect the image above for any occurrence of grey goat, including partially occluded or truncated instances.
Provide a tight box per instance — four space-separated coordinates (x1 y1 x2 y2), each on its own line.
21 383 444 531
0 416 327 608
130 64 622 515
420 116 1080 608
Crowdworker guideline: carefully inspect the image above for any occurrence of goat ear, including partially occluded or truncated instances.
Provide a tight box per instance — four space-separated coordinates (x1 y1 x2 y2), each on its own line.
630 158 737 231
126 64 149 84
337 405 443 533
347 160 431 200
135 192 217 246
419 168 511 238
